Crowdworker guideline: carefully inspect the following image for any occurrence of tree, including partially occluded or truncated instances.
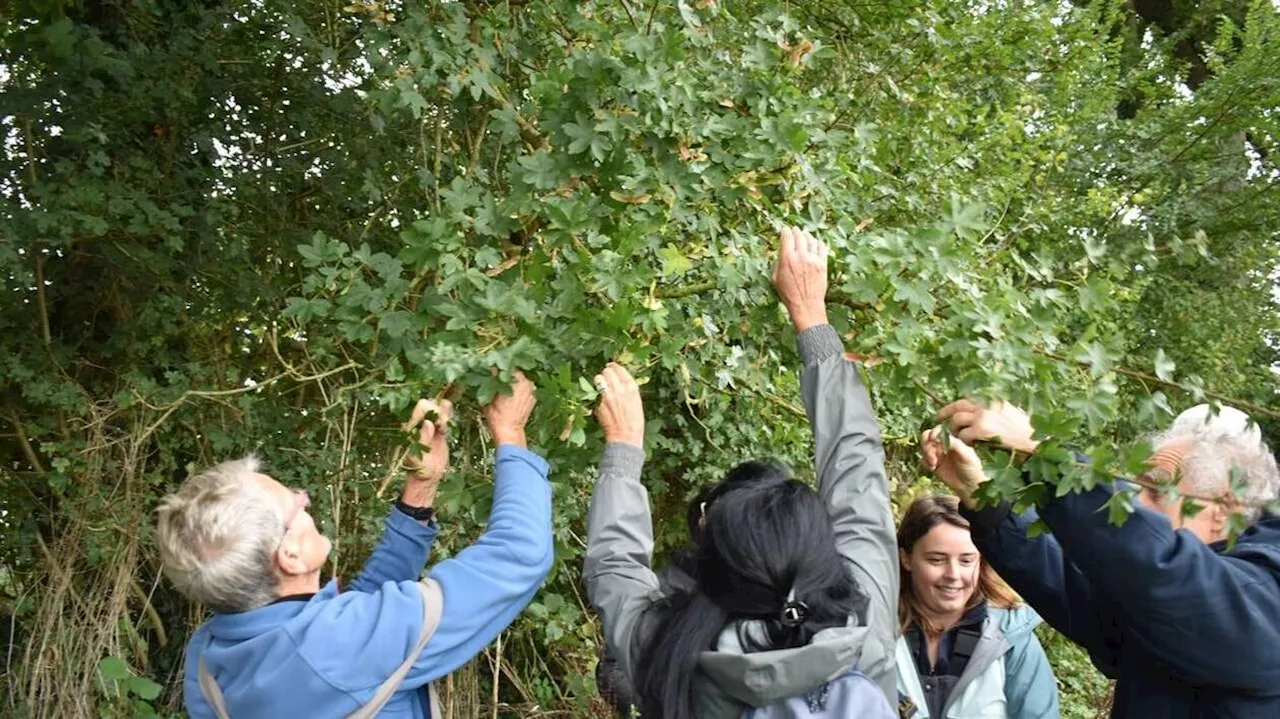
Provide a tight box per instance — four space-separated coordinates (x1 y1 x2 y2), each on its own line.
2 0 1277 715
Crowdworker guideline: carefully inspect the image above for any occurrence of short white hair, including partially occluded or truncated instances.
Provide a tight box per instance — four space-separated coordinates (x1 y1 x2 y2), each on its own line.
155 456 283 612
1154 404 1280 523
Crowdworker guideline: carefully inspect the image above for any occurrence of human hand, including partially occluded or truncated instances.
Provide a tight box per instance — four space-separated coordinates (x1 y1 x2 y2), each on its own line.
771 226 830 332
937 398 1039 456
485 370 536 448
593 363 644 447
403 398 453 483
920 427 987 507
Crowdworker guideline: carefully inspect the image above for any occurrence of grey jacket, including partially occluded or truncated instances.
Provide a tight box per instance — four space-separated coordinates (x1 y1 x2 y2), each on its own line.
583 325 898 717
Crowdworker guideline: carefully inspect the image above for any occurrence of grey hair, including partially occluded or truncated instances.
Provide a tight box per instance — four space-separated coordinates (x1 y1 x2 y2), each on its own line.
155 456 284 612
1152 405 1280 523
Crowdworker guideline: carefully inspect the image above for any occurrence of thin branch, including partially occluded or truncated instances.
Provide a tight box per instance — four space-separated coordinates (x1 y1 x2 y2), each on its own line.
1036 349 1280 420
616 0 638 30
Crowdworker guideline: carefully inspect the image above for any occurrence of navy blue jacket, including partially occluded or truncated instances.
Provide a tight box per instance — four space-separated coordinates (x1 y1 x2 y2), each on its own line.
963 483 1280 718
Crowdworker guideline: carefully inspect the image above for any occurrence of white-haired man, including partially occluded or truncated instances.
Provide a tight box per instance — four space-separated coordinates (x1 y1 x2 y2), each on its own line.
921 400 1280 718
156 372 552 718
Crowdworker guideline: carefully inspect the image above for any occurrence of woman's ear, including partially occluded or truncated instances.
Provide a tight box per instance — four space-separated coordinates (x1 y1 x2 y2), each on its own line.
899 548 911 572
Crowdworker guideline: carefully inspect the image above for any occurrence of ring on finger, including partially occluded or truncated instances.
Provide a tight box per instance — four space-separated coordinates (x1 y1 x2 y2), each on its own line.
595 377 608 394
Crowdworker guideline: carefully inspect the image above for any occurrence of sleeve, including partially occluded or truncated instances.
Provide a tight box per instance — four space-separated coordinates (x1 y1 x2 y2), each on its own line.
796 324 898 701
582 442 661 681
962 502 1120 678
345 507 438 592
1034 483 1280 691
1000 612 1060 719
298 445 554 691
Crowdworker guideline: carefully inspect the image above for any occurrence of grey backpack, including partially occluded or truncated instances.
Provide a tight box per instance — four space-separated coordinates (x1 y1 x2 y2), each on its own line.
742 670 897 719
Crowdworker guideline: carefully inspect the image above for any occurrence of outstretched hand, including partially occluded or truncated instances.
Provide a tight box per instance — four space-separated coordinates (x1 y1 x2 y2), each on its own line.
920 427 987 507
771 226 830 332
936 398 1039 455
485 370 537 448
594 363 644 447
403 398 454 483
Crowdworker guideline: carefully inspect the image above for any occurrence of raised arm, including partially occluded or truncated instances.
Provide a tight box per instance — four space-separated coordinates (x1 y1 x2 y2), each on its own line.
774 227 897 700
347 399 452 591
583 363 660 679
920 423 1120 676
1034 484 1280 691
292 372 554 696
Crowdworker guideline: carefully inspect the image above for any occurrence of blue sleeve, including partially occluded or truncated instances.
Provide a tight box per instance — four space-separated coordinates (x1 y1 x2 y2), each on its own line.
1001 622 1059 719
1036 483 1280 691
345 508 438 592
962 503 1120 677
411 444 554 680
293 446 553 693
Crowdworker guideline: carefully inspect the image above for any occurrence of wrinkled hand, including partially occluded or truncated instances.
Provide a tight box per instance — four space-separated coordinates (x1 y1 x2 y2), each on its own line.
771 226 829 332
403 398 453 483
594 363 644 447
485 370 537 448
937 398 1039 455
920 427 987 506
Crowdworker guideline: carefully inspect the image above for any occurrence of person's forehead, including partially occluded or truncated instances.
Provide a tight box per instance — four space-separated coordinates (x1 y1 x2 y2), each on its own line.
915 523 977 553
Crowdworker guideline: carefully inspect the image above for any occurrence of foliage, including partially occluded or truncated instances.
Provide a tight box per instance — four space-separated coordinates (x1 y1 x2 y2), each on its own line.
3 0 1278 716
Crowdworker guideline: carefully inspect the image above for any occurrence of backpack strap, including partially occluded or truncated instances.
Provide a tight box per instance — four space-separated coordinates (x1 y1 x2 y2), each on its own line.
349 577 445 719
197 655 233 719
947 624 983 679
196 577 446 719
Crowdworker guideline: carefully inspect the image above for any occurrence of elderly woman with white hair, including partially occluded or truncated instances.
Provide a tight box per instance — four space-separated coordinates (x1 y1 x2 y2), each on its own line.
919 398 1280 719
156 372 553 719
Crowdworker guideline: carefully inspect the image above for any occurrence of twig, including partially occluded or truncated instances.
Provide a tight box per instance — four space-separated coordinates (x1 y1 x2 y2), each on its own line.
616 0 638 29
655 280 717 299
1036 349 1280 420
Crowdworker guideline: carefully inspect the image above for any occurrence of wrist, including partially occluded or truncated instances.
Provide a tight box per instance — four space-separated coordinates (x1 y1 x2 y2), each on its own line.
492 428 527 448
400 475 440 508
786 302 828 332
605 434 644 448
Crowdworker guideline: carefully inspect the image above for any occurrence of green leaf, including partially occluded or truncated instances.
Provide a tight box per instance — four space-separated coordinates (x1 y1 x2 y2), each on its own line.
126 676 162 700
657 246 693 278
99 656 130 681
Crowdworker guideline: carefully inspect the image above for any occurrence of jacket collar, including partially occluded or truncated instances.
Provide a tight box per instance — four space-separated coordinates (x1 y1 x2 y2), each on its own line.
207 579 339 642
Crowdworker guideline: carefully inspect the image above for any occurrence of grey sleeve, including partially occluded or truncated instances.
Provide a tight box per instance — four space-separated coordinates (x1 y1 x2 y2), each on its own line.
798 324 898 703
583 442 661 682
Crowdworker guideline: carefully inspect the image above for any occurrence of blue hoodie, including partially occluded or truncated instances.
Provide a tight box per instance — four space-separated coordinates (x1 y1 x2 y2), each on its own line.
182 444 554 718
963 481 1280 718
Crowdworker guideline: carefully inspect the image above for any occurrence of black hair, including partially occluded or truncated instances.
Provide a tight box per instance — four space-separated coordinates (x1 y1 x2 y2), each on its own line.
633 460 865 719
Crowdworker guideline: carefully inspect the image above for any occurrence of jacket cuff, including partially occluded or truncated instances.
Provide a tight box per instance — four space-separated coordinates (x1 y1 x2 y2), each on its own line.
796 324 842 366
960 499 1014 537
599 442 645 481
388 504 440 535
496 444 550 476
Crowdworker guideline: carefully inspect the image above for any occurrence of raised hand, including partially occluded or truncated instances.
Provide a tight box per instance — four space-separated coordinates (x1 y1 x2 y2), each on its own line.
593 363 644 447
485 370 537 448
920 427 988 506
936 398 1039 455
771 226 830 332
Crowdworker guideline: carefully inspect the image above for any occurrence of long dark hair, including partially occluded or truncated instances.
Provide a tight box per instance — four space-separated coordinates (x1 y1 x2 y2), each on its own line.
633 460 865 719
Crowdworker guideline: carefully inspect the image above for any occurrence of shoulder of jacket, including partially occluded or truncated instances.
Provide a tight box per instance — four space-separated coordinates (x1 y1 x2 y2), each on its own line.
988 604 1041 638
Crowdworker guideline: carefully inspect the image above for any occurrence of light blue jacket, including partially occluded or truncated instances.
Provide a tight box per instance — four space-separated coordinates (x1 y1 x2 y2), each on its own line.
182 445 554 718
896 606 1059 719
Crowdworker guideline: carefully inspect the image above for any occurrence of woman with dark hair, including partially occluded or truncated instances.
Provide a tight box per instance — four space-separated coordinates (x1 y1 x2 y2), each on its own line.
584 228 898 719
895 495 1058 718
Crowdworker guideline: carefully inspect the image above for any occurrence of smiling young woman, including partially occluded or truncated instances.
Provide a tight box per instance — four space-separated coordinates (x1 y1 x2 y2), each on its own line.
895 495 1058 719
